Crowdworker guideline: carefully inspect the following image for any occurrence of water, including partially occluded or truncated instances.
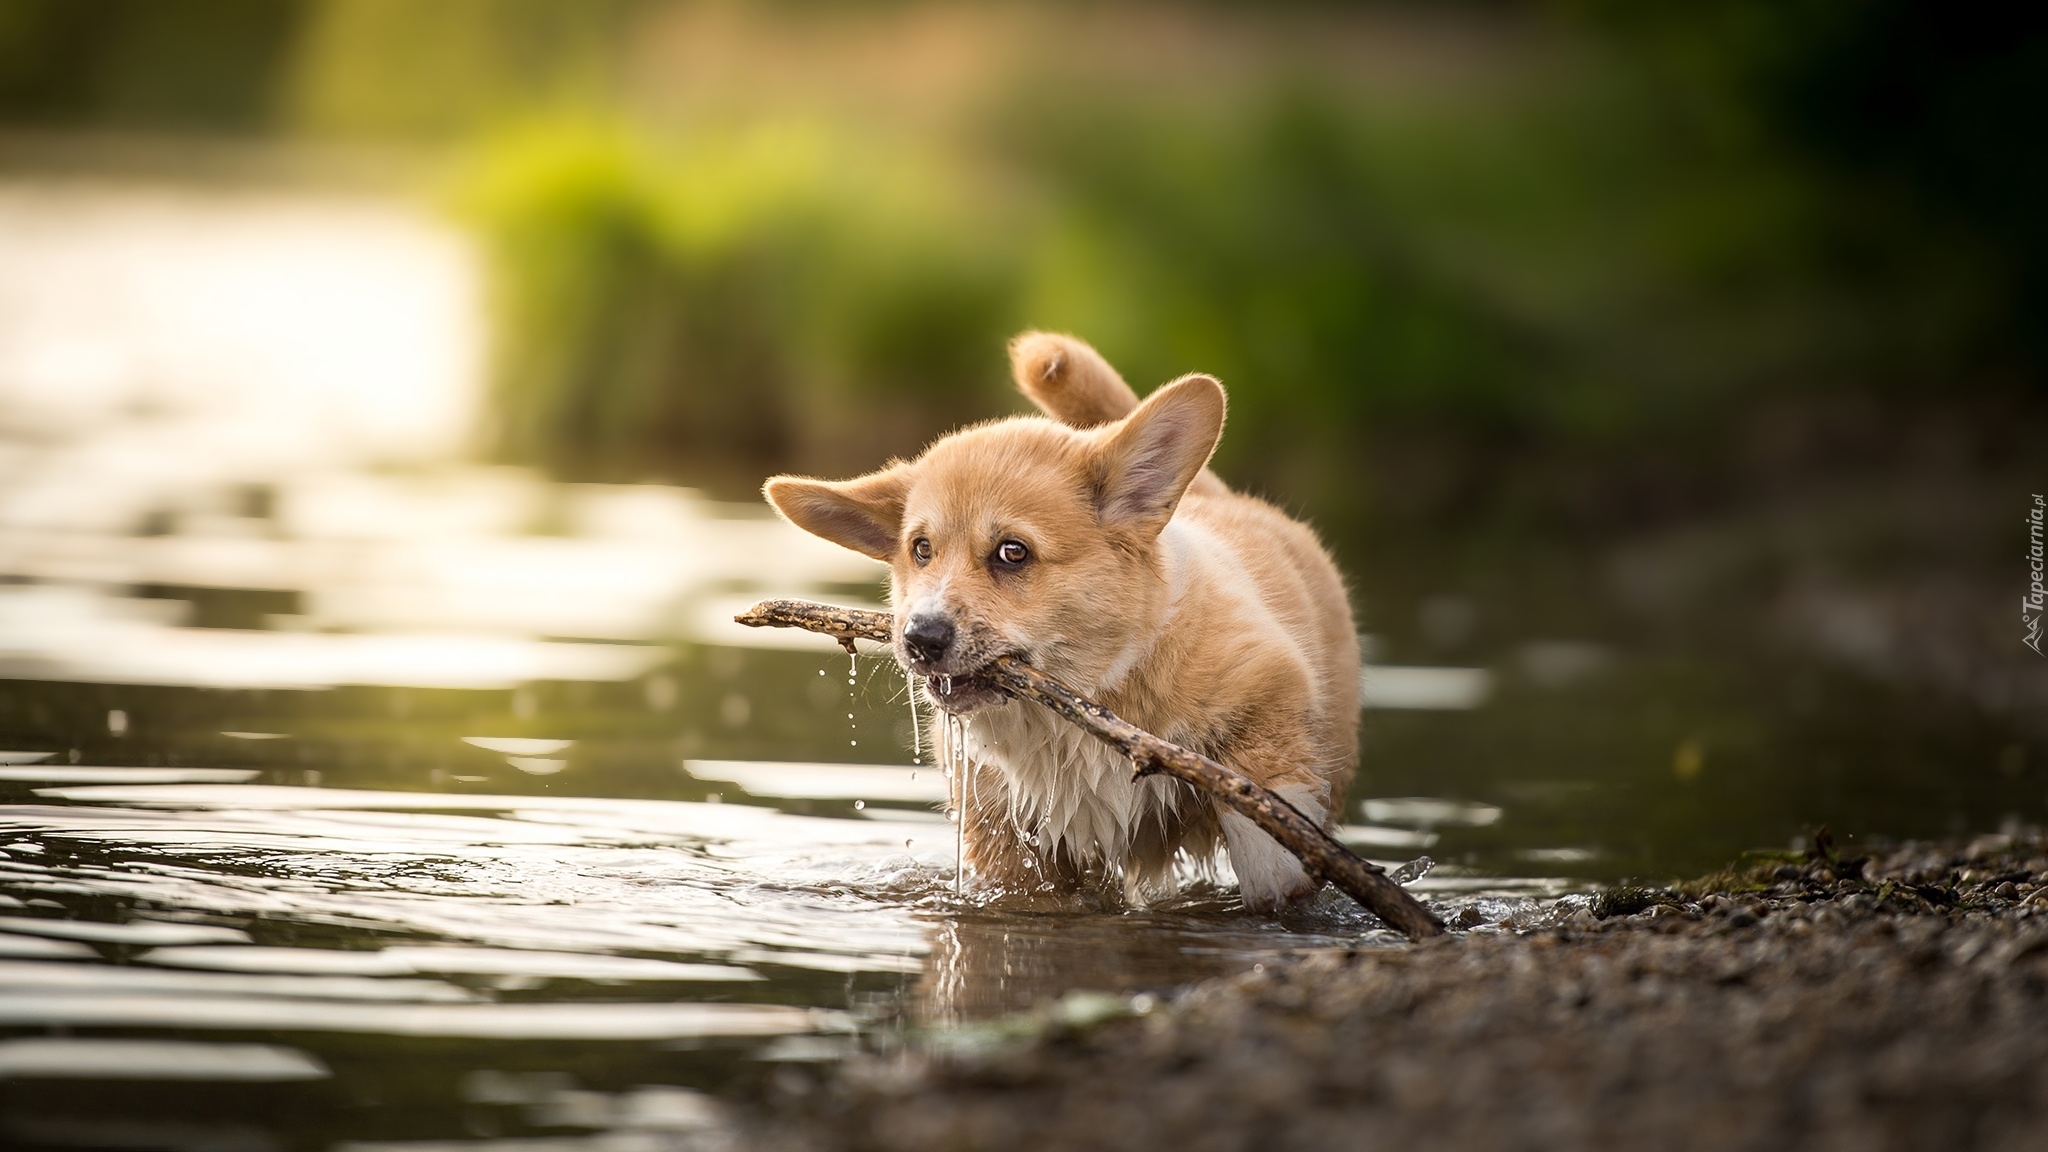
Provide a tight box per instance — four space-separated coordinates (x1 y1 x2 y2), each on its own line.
0 689 1556 1149
1 629 2025 1147
0 182 2039 1148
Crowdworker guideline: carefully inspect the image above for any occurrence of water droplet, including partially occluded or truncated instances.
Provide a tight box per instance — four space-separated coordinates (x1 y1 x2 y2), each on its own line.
854 801 865 810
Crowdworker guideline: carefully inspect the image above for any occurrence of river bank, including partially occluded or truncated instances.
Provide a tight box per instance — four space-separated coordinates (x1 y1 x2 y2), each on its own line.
742 833 2048 1152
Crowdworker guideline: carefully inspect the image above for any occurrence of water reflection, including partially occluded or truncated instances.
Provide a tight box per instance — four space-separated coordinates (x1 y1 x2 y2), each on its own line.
916 894 1400 1028
0 1038 330 1081
0 183 883 696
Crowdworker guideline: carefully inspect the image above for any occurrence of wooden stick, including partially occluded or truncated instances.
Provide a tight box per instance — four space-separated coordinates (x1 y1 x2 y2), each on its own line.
734 598 1446 941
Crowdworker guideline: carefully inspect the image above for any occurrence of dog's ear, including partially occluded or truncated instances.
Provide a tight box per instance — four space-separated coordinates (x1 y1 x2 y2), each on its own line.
1093 374 1225 536
764 464 911 561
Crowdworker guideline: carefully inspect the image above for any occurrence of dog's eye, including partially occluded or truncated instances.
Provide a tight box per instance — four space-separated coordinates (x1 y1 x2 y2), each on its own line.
911 538 932 565
995 540 1030 566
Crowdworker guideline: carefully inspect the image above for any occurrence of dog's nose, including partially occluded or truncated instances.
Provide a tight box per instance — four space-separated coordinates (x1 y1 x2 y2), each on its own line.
902 614 955 665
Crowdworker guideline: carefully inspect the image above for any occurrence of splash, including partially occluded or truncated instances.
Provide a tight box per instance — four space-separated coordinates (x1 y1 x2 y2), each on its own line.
1390 856 1436 886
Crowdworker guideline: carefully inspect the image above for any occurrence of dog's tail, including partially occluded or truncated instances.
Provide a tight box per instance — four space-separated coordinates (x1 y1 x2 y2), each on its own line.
1009 332 1142 428
1010 330 1229 498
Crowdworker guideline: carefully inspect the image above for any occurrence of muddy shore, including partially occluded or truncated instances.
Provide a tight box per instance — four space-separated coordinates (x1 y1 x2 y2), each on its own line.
741 835 2048 1151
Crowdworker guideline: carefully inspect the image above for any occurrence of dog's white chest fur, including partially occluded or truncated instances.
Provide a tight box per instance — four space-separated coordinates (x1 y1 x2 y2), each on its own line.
944 700 1181 870
935 693 1320 908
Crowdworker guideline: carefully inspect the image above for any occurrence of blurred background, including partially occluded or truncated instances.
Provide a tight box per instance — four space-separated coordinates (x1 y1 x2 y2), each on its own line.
0 2 2046 1145
0 0 2044 867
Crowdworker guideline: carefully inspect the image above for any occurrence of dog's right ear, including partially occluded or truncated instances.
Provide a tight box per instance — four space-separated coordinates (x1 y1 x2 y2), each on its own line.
764 465 911 562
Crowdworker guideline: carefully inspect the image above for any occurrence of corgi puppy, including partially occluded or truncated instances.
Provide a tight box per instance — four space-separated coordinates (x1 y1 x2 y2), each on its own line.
765 333 1359 910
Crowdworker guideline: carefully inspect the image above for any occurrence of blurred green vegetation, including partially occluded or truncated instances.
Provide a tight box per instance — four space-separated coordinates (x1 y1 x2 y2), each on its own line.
2 0 2041 568
457 121 1020 484
454 99 1552 513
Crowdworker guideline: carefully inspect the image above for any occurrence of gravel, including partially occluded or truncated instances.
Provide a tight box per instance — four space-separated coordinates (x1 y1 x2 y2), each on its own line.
741 834 2048 1152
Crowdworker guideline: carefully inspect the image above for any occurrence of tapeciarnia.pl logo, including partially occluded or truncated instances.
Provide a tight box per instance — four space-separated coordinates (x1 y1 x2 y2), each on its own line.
2028 494 2045 656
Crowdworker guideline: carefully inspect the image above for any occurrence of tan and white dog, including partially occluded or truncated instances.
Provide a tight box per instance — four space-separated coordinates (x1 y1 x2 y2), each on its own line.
765 333 1359 910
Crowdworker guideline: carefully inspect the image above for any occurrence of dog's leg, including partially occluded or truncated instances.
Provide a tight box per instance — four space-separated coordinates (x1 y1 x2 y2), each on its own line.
1217 780 1328 912
1194 693 1341 911
959 759 1071 889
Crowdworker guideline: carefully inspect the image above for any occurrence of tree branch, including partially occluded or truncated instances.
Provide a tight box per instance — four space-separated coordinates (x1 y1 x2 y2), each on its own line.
734 598 1446 941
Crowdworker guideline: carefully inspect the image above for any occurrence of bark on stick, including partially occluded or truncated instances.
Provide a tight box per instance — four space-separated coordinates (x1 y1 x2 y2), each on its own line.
734 598 1446 941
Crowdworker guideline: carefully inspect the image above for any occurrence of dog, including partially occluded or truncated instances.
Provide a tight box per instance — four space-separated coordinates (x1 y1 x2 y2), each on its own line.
765 333 1359 910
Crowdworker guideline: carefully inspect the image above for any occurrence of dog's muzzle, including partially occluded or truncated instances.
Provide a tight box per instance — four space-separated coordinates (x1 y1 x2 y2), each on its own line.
897 613 1011 714
902 613 955 666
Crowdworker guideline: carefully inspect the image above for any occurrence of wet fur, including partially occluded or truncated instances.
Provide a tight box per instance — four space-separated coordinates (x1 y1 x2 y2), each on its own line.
766 332 1359 910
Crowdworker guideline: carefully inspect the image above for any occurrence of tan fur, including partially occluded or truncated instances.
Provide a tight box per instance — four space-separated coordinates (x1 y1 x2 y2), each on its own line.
1009 331 1231 500
766 331 1358 911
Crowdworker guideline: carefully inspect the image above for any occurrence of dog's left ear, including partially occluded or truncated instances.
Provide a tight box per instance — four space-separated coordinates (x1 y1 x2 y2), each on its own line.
1093 374 1225 537
764 464 911 562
